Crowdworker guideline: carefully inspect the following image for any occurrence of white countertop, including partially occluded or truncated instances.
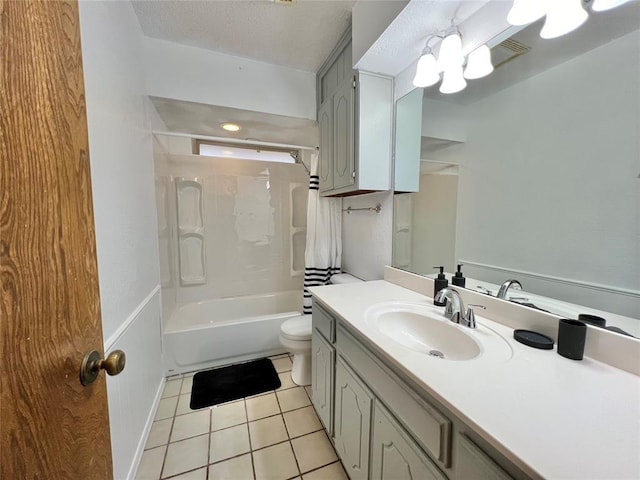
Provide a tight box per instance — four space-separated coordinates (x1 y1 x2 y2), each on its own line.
310 280 640 480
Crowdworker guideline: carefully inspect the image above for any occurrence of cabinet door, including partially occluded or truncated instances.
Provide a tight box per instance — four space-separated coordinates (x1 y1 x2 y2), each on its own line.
318 99 333 192
334 357 373 480
371 403 447 480
311 329 334 436
457 434 514 480
332 76 355 190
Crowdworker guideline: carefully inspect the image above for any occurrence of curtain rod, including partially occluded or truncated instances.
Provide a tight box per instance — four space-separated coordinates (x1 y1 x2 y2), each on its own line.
152 131 318 152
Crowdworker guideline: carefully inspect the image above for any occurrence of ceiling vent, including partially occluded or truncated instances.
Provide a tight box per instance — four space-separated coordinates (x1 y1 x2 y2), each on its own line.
491 38 530 69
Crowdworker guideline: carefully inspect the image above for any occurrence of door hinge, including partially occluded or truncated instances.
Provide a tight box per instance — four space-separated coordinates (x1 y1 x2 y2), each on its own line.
352 171 356 179
352 76 356 88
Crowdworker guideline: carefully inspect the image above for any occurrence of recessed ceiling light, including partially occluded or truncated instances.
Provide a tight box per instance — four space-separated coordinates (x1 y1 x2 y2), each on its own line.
221 123 241 132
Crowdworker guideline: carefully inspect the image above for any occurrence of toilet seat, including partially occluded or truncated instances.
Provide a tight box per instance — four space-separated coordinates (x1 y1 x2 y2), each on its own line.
280 315 312 341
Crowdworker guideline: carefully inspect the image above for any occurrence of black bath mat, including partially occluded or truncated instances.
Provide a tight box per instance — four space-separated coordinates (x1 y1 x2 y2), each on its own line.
190 358 281 410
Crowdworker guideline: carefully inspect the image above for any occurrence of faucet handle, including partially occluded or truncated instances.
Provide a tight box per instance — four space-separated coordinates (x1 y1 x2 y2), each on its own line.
464 304 486 329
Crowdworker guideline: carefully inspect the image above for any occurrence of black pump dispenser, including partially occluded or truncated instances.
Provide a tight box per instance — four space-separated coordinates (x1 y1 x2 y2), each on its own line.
433 266 448 306
452 264 466 288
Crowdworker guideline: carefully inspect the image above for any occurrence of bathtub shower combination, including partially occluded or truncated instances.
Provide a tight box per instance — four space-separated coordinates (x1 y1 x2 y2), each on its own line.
163 290 302 374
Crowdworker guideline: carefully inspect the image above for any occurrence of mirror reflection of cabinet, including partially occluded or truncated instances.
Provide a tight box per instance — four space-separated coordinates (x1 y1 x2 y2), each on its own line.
394 88 423 192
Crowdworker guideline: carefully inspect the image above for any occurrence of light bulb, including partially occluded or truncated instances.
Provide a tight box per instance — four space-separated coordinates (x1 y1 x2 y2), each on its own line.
540 0 588 39
592 0 632 11
464 45 494 80
507 0 548 26
413 51 441 88
440 64 467 94
437 32 463 72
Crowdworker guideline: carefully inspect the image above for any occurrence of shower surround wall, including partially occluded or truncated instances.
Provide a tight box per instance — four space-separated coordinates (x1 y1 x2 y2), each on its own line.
155 147 308 371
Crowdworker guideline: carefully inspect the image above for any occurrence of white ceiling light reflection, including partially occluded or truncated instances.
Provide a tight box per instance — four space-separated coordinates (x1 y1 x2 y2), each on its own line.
592 0 632 11
464 45 494 80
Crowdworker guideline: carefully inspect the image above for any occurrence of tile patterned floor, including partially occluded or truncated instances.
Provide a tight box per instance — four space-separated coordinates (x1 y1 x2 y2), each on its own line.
135 354 348 480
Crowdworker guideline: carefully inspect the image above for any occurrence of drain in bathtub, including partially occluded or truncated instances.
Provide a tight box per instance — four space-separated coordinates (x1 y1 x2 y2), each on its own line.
428 350 445 358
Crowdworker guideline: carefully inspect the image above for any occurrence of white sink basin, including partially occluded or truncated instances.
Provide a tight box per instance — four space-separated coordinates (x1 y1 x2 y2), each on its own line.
365 302 512 362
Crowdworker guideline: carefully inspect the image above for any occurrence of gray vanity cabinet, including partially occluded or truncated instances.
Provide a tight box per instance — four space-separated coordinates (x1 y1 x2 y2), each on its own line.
311 329 334 435
371 403 447 480
334 357 373 480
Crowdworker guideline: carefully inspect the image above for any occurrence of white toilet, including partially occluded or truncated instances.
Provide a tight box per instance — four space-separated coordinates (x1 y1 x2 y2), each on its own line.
279 273 362 386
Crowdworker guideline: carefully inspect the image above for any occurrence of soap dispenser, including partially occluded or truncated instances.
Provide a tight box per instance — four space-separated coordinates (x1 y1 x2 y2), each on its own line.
433 266 448 306
452 264 466 288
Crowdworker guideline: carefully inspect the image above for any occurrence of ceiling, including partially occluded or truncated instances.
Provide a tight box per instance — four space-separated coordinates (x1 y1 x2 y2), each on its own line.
131 0 356 72
151 97 319 147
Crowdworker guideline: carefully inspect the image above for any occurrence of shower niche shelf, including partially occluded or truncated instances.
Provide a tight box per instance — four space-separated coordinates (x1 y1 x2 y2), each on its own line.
176 177 206 286
290 183 307 277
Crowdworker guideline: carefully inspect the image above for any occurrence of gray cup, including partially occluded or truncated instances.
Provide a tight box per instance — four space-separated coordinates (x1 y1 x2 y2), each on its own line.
557 319 587 360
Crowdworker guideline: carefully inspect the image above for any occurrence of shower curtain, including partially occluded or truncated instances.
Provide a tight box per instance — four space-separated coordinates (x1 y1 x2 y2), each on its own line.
303 151 342 314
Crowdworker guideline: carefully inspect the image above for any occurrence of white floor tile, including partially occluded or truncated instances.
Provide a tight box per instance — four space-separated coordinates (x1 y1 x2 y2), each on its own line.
208 454 254 480
155 396 178 421
283 406 322 439
211 400 247 431
163 434 209 478
209 424 251 464
170 467 207 480
253 442 299 480
291 431 337 474
175 393 198 416
301 462 348 480
146 418 173 449
171 410 210 442
248 415 288 450
135 445 166 480
277 387 311 412
277 371 296 390
181 375 194 395
271 357 293 373
246 393 280 421
162 378 183 398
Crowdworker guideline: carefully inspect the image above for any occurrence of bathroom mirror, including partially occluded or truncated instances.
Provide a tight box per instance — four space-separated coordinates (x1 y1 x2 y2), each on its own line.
392 5 640 333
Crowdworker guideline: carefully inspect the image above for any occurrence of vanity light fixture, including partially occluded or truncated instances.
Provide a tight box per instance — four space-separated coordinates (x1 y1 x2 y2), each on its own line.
440 64 467 94
463 45 494 80
540 0 588 39
507 0 547 26
412 26 494 93
221 122 241 132
507 0 591 40
592 0 632 11
413 45 441 88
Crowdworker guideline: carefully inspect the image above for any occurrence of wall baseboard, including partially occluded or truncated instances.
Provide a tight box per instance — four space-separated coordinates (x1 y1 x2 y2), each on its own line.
126 376 166 480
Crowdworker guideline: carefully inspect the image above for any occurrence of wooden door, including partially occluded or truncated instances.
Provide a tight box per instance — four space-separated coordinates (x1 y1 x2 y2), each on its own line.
1 1 113 478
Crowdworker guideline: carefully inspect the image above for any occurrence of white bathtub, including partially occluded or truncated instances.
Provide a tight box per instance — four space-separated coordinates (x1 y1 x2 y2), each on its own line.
163 290 302 374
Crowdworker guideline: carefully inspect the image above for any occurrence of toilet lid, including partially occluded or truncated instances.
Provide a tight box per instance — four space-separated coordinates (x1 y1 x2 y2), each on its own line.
281 315 312 341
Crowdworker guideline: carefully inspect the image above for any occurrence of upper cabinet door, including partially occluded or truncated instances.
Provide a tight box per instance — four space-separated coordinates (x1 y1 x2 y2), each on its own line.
318 99 334 192
332 76 356 190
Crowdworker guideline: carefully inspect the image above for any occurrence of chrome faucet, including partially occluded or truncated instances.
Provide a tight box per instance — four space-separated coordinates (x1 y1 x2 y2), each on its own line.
496 279 523 299
434 287 484 329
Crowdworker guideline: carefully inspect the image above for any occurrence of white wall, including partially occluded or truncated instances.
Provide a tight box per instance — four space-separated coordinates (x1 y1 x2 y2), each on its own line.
79 2 164 479
143 37 317 120
342 191 394 280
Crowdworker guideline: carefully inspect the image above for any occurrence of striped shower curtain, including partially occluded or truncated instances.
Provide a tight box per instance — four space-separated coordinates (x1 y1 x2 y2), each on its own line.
303 151 342 314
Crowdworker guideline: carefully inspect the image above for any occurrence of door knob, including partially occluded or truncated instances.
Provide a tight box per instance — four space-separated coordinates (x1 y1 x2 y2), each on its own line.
80 349 126 386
